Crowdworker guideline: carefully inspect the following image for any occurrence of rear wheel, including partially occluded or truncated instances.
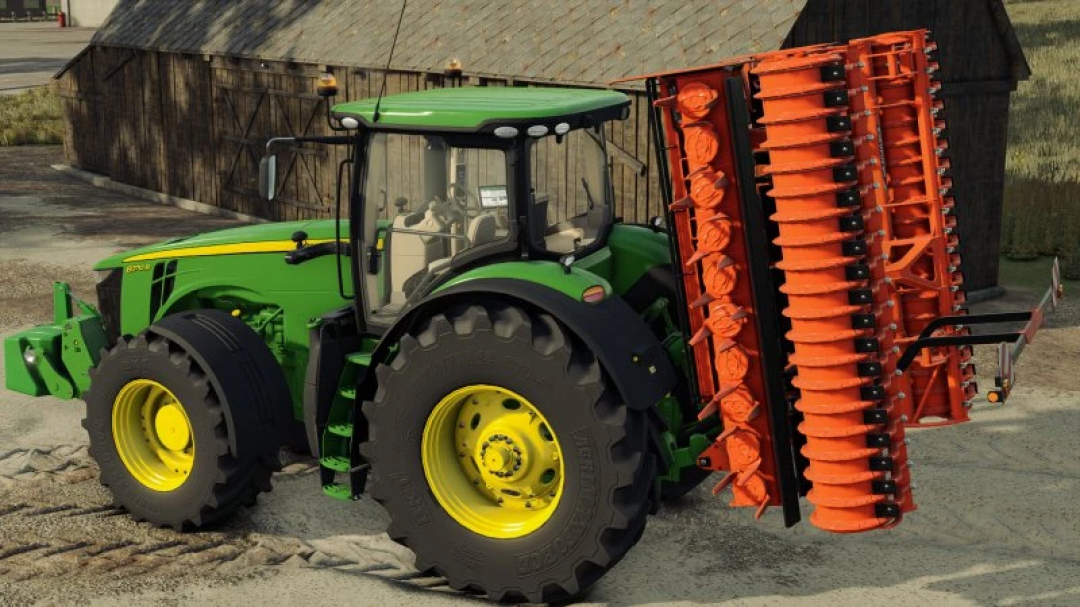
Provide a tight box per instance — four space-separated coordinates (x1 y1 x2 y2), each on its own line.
83 311 287 529
362 302 655 602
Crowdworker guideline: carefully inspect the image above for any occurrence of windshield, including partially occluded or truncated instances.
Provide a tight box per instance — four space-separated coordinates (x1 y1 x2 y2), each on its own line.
360 132 511 324
528 126 612 254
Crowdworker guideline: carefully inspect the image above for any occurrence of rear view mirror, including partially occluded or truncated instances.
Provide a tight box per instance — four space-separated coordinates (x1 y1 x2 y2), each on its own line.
259 155 277 200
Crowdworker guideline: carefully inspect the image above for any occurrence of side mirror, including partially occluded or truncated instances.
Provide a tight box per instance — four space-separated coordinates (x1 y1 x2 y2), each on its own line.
259 155 277 200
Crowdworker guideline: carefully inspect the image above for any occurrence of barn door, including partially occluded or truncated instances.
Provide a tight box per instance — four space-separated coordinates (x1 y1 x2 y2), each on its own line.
213 64 331 220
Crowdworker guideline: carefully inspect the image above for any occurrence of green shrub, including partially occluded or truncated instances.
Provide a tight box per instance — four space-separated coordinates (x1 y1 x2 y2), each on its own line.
1001 0 1080 279
0 86 64 146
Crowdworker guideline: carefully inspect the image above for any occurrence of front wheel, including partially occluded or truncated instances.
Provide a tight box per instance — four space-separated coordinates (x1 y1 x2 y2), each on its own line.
361 302 655 603
83 310 289 529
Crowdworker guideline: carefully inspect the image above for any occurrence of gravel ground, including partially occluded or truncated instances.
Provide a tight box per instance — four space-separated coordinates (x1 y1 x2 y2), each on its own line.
1 147 1078 606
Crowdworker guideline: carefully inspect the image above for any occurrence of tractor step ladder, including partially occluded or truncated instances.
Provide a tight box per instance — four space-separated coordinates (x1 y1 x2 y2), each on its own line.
319 353 370 501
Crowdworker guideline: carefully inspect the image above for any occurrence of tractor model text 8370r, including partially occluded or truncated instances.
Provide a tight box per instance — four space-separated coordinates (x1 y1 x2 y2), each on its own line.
4 31 1062 603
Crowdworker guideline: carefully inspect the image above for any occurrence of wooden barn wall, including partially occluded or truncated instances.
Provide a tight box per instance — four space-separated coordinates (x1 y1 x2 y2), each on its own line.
939 91 1011 290
785 0 1014 83
58 47 663 226
785 0 1020 289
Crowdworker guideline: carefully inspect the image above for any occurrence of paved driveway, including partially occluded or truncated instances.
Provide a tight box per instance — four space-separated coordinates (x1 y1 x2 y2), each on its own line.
0 22 94 94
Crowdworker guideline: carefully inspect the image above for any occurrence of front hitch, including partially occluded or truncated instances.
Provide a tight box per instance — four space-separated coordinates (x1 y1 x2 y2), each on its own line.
3 282 107 399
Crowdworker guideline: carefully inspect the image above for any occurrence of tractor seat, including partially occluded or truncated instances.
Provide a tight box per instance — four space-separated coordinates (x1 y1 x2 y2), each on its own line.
389 209 448 305
467 213 499 247
544 227 588 252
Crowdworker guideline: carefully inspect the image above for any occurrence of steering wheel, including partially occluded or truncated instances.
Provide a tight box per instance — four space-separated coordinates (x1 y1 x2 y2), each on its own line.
446 182 481 218
427 196 464 228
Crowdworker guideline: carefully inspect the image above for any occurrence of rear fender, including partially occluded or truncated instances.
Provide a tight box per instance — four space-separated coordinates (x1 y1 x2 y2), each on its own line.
366 276 677 411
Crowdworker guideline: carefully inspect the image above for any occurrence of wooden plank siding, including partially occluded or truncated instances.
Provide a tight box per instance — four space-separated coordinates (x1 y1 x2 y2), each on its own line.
56 32 1018 289
58 47 666 231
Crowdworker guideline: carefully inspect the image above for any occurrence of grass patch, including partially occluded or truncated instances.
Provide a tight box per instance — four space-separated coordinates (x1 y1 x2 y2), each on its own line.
1002 0 1080 278
997 255 1077 294
0 86 63 146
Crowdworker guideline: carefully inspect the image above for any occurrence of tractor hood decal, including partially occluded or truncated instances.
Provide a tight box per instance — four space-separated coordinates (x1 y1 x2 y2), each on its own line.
93 220 346 269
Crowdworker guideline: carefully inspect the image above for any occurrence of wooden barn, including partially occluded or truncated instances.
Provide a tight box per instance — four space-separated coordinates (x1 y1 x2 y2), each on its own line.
54 0 1028 291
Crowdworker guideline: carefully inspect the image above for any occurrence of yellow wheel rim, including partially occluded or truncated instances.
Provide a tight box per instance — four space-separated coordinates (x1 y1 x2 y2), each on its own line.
111 379 195 492
422 385 564 539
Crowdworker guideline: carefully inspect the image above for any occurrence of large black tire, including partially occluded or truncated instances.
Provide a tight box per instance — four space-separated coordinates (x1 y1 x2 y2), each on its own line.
361 302 655 603
83 311 288 529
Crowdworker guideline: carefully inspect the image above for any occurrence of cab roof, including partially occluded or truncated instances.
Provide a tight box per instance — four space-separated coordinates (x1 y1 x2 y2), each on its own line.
331 86 630 132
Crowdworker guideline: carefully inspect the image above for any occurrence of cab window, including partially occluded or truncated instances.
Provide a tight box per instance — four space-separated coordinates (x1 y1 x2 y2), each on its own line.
528 126 612 254
361 133 511 324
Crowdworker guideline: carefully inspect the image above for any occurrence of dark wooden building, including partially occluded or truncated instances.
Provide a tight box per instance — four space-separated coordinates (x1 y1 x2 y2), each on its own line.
55 0 1027 290
785 0 1030 291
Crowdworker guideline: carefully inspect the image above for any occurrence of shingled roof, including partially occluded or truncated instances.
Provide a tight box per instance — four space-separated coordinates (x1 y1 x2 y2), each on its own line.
88 0 808 88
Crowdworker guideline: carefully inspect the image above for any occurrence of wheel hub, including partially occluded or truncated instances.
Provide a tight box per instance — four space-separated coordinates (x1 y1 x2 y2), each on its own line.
154 404 192 452
422 385 564 539
111 379 195 492
479 433 525 479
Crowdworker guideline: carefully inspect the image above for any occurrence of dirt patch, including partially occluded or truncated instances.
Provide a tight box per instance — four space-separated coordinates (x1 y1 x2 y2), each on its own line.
0 449 429 606
0 258 99 327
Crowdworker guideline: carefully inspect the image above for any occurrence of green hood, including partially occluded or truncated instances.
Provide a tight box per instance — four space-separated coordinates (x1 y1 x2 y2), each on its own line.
93 220 344 270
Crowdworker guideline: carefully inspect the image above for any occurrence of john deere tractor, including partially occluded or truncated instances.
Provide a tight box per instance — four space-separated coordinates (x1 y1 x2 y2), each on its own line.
5 32 1062 603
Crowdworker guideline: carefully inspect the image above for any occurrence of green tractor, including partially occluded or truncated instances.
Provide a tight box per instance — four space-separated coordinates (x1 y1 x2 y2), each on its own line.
5 62 1059 600
6 86 707 601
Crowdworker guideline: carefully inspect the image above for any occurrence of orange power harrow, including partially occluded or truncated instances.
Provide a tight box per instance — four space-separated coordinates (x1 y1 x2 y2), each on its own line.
643 30 1059 533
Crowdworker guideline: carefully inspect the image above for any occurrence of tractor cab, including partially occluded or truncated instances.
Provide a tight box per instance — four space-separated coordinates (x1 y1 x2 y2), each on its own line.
330 87 631 327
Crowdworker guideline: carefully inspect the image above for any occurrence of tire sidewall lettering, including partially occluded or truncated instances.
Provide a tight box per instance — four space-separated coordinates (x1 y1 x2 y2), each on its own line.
516 429 598 577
